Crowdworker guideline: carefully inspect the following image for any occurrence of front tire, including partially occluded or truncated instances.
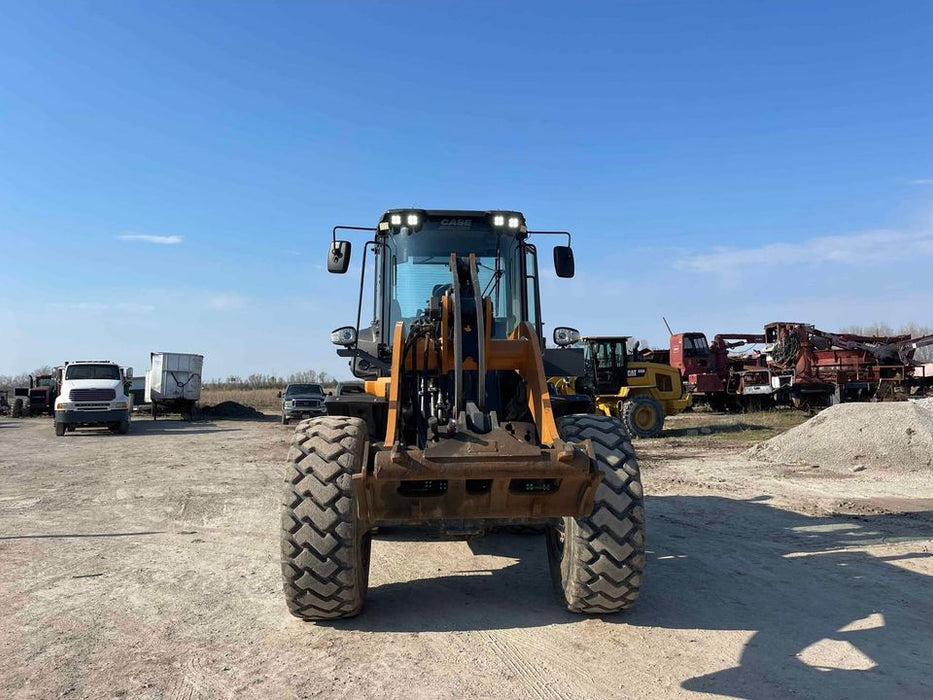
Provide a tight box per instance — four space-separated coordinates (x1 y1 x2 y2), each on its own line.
547 414 646 614
281 416 371 620
621 394 665 438
54 422 66 437
11 399 23 418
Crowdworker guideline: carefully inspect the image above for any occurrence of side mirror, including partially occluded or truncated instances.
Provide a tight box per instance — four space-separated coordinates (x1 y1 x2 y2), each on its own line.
331 326 358 346
327 240 352 274
553 246 575 278
125 367 133 379
553 326 581 347
277 391 282 398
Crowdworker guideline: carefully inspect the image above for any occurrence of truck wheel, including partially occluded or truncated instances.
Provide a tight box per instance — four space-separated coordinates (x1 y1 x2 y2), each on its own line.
151 403 158 420
281 416 371 620
54 422 66 437
546 414 646 614
12 399 23 418
621 394 665 438
118 419 130 434
66 424 76 432
281 412 289 425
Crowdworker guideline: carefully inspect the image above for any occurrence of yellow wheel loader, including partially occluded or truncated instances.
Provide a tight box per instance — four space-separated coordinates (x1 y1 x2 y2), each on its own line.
280 209 646 620
550 334 691 438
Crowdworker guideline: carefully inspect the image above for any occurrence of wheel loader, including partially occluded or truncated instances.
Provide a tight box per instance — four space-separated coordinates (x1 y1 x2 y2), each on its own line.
281 209 646 620
549 333 691 438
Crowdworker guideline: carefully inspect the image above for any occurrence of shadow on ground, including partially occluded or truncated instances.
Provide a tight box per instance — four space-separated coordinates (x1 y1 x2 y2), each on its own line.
59 421 243 437
334 496 932 698
0 530 166 541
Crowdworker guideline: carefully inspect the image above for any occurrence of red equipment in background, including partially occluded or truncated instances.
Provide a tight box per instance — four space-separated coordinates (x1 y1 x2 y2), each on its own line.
764 322 933 408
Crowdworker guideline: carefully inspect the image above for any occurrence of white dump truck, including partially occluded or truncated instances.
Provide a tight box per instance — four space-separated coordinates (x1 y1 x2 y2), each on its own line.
54 360 132 436
145 352 204 420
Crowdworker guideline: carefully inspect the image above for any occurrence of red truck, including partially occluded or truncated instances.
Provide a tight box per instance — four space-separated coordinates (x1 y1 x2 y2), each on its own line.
658 323 933 412
12 373 59 417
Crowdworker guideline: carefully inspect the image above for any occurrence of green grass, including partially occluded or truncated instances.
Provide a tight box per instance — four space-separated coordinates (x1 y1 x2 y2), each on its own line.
660 409 809 445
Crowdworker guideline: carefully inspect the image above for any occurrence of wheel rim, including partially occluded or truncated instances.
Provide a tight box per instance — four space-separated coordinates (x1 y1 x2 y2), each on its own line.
634 406 656 430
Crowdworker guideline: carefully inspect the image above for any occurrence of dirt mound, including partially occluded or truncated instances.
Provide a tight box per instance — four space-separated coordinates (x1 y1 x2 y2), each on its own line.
749 398 933 470
199 401 266 420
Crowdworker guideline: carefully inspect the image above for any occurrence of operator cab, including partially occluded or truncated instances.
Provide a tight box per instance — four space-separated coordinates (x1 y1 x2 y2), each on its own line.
329 209 573 381
575 336 631 396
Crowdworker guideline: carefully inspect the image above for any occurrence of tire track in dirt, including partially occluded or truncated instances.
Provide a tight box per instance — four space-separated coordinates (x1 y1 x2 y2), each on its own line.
479 629 576 700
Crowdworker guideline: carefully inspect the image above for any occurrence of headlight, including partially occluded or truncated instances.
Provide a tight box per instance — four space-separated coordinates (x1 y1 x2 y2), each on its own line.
331 326 358 346
56 402 74 410
112 401 128 409
553 327 581 347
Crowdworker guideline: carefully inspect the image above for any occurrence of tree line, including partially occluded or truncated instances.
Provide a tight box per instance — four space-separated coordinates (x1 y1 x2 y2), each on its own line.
0 367 335 392
203 370 336 390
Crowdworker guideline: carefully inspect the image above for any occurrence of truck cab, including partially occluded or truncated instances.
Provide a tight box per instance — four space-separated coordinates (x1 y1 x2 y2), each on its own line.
280 383 326 425
54 361 132 436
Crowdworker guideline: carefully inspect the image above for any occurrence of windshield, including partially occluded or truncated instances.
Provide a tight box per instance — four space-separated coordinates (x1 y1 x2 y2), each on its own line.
684 335 711 357
36 377 55 387
286 384 323 396
339 384 365 395
65 364 120 380
381 223 526 338
586 340 627 368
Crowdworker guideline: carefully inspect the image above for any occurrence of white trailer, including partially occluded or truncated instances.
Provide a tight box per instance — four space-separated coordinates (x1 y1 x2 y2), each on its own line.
145 352 204 420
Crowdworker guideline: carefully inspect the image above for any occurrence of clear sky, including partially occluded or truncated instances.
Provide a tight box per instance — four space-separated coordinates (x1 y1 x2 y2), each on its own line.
2 1 931 379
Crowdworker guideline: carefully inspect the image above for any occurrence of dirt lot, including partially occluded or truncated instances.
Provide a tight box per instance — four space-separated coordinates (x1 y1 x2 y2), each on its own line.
1 412 931 699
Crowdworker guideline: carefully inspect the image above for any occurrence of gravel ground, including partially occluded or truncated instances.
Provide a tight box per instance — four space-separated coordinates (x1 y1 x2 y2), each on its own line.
1 414 931 699
749 399 933 470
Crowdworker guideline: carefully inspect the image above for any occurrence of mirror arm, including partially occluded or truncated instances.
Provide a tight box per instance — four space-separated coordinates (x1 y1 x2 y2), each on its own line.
526 230 572 246
332 225 377 247
336 347 391 372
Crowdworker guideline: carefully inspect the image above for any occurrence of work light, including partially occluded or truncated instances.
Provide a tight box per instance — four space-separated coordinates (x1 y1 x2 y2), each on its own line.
493 215 505 227
406 213 419 227
390 214 403 226
507 216 520 229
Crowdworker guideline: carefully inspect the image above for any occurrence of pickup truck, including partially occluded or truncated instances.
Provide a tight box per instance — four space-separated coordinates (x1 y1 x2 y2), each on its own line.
54 360 132 436
279 383 326 425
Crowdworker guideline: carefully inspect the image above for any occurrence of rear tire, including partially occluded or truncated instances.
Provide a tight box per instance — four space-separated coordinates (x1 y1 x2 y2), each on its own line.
547 414 646 614
281 416 371 620
55 422 65 437
621 394 665 438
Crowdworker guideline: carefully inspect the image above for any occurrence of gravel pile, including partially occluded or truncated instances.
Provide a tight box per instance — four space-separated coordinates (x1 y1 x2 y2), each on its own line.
749 398 933 470
199 401 266 420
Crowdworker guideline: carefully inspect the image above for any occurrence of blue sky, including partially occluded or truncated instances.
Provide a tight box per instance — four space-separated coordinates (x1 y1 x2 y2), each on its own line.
2 1 931 379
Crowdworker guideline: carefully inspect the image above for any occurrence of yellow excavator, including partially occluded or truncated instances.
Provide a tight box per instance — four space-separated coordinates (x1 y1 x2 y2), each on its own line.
549 332 691 438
